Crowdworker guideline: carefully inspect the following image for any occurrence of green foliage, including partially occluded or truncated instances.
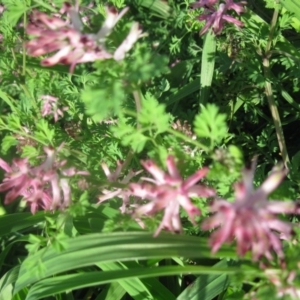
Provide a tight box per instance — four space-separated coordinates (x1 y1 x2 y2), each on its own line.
0 0 300 299
194 104 228 149
82 81 126 122
2 0 28 26
138 94 170 134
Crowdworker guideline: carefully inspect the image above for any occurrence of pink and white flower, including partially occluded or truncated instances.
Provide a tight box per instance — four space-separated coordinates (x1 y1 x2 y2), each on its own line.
40 95 68 122
202 158 300 261
0 146 89 213
130 155 215 236
98 160 142 214
26 3 144 72
191 0 246 35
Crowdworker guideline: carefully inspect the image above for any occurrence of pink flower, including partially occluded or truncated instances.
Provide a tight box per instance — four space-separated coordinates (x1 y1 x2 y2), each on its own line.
98 161 142 214
40 95 68 122
202 158 300 261
130 155 215 236
26 3 144 72
0 146 89 213
114 23 145 61
191 0 246 35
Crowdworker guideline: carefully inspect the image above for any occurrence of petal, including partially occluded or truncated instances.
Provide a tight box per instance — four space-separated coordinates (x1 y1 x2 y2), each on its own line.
241 158 256 197
60 178 71 207
98 189 122 202
114 22 144 61
50 174 61 208
41 46 72 66
177 195 201 220
154 202 181 236
33 11 67 30
259 165 287 196
222 15 244 27
0 158 11 172
191 0 218 9
188 185 215 197
130 182 163 200
96 6 129 40
166 155 181 179
226 0 246 14
233 182 247 202
182 167 209 190
141 160 166 184
266 201 298 214
61 2 83 31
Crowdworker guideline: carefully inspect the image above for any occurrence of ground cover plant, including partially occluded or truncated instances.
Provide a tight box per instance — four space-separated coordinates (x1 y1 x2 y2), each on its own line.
1 0 300 299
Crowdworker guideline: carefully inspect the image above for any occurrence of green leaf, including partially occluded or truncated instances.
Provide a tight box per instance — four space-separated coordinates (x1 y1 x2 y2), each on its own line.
0 89 18 114
97 261 175 300
0 114 21 131
25 264 254 300
166 79 200 107
111 117 149 153
2 0 28 27
194 104 228 148
200 30 216 106
139 94 170 134
95 282 126 300
135 0 170 19
21 146 39 159
0 212 52 237
15 232 240 293
177 259 234 300
280 0 300 22
97 262 154 300
1 135 18 154
35 119 54 144
82 81 125 122
0 267 20 300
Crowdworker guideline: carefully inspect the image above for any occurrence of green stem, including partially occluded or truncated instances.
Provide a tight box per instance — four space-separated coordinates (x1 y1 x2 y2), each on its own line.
22 11 27 77
263 4 290 167
132 89 142 129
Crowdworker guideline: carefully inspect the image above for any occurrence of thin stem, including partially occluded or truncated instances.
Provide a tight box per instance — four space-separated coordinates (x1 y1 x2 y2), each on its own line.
132 89 142 129
121 150 134 172
22 11 27 76
263 3 290 167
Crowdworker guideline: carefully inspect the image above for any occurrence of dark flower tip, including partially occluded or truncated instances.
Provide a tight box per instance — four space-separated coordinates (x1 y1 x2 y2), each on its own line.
108 6 118 14
63 2 72 8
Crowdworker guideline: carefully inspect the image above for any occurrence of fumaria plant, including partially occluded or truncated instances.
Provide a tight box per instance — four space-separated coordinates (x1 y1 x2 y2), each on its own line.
1 0 300 299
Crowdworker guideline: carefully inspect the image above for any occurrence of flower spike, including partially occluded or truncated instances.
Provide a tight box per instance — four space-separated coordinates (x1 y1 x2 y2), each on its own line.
130 155 215 236
202 158 299 261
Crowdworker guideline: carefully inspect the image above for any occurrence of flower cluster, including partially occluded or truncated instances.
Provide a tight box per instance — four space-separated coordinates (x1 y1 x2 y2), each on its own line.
202 158 300 261
40 95 68 122
191 0 247 35
26 3 144 72
98 160 142 214
0 146 89 213
97 154 300 263
1 140 299 264
130 155 215 236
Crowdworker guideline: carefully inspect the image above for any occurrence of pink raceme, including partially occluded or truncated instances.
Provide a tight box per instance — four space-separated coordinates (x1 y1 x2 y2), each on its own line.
202 158 300 261
0 146 89 213
26 3 144 72
130 155 215 236
191 0 247 35
40 95 68 122
98 160 142 214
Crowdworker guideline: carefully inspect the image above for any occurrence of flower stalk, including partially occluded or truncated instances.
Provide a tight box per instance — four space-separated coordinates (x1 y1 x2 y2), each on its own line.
262 2 290 167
